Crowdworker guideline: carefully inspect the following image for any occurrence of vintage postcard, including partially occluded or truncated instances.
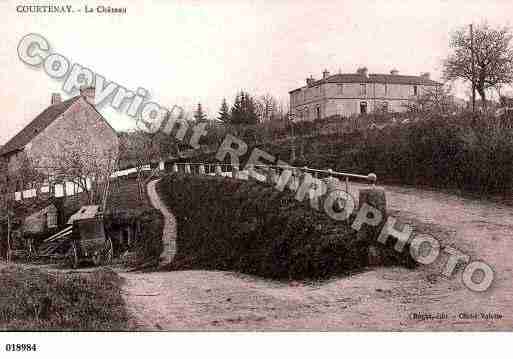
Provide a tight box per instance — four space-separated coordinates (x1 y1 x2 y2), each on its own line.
0 0 512 356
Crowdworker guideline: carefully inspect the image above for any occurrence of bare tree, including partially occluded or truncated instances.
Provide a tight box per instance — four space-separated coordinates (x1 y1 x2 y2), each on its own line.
0 193 15 261
47 145 117 206
443 23 513 108
406 84 458 115
119 130 162 201
256 93 279 122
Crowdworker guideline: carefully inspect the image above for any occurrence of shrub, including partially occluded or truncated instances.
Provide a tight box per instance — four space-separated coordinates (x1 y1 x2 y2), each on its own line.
183 114 513 197
132 209 164 265
104 208 164 267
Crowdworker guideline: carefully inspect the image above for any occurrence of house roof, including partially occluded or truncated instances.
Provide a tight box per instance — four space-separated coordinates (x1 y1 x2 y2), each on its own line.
289 73 442 93
67 205 101 224
0 96 80 157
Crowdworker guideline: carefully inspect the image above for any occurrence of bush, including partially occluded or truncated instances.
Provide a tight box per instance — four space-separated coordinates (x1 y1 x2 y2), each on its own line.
184 114 513 197
132 209 164 265
104 208 164 267
0 266 128 330
158 174 413 280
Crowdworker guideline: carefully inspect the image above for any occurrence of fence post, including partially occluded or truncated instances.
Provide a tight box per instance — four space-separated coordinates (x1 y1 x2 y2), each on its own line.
184 163 191 174
324 174 342 193
246 163 255 180
267 167 277 185
198 164 205 175
357 185 387 266
232 164 239 179
172 164 179 173
215 165 222 176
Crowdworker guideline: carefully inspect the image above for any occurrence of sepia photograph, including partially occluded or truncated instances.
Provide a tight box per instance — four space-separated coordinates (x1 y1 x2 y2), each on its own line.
1 0 513 356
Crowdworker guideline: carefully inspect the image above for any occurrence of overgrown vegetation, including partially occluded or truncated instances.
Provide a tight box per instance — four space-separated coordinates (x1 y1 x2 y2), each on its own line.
0 265 128 330
158 174 414 280
106 176 164 267
186 113 513 197
288 115 513 196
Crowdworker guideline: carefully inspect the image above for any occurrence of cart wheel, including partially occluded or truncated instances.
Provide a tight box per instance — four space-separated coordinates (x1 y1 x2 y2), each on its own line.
104 238 114 265
69 243 79 269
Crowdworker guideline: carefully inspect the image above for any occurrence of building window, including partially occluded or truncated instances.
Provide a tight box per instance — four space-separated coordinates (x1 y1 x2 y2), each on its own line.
384 84 388 96
382 101 389 112
305 107 309 120
413 85 418 96
360 101 368 114
338 84 344 95
360 84 366 96
337 103 344 116
316 106 321 120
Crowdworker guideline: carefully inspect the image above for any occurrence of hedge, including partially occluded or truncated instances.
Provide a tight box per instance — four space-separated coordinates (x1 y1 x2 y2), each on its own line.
157 174 414 280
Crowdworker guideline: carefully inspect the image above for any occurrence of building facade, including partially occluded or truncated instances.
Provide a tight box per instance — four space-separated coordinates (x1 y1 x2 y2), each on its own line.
289 67 442 120
0 87 119 197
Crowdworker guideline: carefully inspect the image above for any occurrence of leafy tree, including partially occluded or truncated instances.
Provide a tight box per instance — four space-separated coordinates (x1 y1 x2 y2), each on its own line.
443 23 513 107
218 98 231 124
193 103 207 122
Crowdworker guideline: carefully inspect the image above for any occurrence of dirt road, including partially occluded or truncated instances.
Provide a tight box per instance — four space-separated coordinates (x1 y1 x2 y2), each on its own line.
147 179 176 266
120 183 513 330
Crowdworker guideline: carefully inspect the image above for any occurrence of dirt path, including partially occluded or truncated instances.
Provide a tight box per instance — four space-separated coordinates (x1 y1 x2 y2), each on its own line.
147 179 176 266
120 183 513 331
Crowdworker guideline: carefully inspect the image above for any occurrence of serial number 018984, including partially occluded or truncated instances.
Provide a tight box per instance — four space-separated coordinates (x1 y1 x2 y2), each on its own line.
5 344 38 352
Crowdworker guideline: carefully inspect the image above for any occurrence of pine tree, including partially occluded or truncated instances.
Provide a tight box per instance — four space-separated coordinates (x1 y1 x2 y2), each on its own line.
243 92 259 125
230 91 259 125
193 103 207 122
230 92 243 125
218 98 231 124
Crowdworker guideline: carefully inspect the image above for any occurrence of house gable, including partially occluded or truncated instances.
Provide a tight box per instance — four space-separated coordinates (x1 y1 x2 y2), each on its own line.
26 96 119 171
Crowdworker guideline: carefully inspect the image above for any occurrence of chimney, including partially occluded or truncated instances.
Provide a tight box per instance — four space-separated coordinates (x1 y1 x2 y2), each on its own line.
357 67 369 78
80 86 96 105
390 69 399 75
322 69 330 79
421 72 431 79
51 93 62 105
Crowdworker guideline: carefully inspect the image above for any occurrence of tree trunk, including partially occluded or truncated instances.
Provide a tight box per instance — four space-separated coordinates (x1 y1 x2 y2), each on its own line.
478 86 487 111
7 213 11 262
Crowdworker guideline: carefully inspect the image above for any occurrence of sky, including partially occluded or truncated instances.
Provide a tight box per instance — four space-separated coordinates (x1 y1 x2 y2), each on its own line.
1 0 513 145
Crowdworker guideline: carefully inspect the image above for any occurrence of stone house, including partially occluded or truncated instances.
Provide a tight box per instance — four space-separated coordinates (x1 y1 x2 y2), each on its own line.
0 87 119 198
289 67 442 120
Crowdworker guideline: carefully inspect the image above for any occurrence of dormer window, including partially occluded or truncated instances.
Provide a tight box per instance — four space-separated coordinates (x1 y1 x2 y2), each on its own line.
413 85 418 96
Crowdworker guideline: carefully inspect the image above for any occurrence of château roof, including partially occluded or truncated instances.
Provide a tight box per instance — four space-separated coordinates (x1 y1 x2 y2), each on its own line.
289 73 442 93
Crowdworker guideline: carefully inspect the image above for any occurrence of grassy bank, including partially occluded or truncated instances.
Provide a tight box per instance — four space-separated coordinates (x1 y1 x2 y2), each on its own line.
157 174 414 280
0 265 129 331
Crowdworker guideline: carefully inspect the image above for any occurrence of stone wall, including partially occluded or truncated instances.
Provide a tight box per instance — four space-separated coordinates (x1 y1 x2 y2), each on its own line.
27 97 119 172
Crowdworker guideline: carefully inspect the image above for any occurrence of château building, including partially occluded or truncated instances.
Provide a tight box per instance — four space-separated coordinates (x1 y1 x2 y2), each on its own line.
289 67 442 120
